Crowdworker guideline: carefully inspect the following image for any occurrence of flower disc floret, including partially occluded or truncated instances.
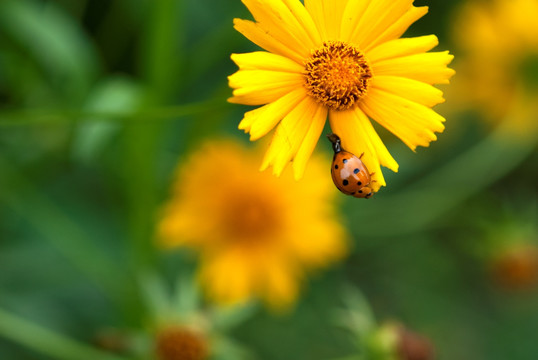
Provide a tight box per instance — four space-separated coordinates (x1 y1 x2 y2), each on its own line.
305 41 372 111
221 189 282 242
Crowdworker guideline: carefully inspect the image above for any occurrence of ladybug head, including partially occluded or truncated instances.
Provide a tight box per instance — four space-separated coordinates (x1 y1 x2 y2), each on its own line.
327 133 342 153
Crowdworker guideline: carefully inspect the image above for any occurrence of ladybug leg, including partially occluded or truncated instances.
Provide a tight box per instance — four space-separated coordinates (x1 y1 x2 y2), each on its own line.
359 152 365 159
369 172 376 176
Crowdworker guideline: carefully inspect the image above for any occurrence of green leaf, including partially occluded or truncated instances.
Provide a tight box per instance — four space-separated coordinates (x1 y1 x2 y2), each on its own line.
0 0 100 102
72 77 144 164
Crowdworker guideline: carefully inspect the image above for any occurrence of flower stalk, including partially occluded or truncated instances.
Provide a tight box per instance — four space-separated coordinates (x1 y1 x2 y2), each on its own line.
0 307 127 360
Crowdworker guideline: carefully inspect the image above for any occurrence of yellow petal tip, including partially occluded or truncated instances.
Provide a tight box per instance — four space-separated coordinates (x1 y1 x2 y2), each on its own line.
292 165 304 181
249 132 264 141
227 96 242 104
259 162 269 172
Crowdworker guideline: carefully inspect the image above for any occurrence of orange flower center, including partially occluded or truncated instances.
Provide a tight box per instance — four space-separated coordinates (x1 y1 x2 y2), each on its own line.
156 327 208 360
222 190 282 242
304 41 372 111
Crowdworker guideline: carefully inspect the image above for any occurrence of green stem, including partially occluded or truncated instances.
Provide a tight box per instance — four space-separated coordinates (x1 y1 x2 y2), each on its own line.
120 0 185 322
0 307 128 360
124 0 183 273
0 100 228 126
141 0 184 101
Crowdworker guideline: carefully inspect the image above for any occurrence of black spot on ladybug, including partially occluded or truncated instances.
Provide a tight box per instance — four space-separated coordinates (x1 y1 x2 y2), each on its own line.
357 181 362 186
359 190 363 193
343 179 349 186
343 159 348 164
350 192 356 195
334 164 339 169
354 168 360 174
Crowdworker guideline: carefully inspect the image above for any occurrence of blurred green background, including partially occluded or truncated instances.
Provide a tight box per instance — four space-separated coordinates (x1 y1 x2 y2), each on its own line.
1 0 537 359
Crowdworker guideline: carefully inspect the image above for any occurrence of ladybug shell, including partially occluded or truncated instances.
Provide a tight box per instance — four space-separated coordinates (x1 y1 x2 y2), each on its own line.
331 151 373 199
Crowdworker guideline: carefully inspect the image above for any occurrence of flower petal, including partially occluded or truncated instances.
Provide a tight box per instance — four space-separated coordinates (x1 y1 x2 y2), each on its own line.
288 214 348 268
228 69 304 106
349 0 414 49
159 205 202 248
304 0 328 39
233 19 304 63
292 104 328 180
240 0 317 57
305 0 360 40
199 250 248 304
366 35 439 63
371 76 445 107
261 96 320 176
322 0 348 40
372 51 455 85
231 51 304 72
365 5 429 52
281 0 322 46
329 108 398 189
238 87 307 141
262 256 299 310
340 0 372 42
360 88 446 151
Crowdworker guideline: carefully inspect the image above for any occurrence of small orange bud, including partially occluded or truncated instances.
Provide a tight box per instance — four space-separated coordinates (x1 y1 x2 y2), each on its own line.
156 327 208 360
396 326 435 360
491 246 538 289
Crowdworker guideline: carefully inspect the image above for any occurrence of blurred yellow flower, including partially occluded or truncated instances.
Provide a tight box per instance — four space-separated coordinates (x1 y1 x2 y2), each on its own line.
452 0 538 132
159 140 348 309
229 0 454 191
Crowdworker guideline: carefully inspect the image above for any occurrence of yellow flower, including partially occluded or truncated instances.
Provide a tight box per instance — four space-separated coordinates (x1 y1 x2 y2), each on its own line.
158 140 348 309
452 0 538 131
228 0 454 191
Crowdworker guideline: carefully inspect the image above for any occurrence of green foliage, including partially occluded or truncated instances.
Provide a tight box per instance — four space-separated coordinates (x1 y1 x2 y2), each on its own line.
0 1 537 360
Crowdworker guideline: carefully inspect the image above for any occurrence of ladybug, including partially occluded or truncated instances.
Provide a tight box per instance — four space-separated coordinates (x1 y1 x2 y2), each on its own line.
327 133 374 199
